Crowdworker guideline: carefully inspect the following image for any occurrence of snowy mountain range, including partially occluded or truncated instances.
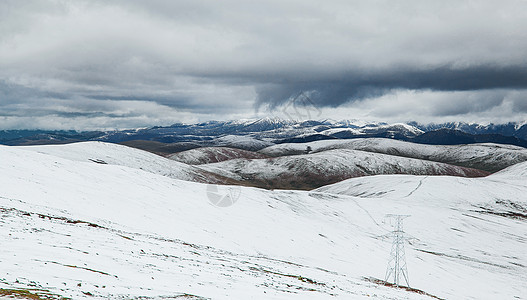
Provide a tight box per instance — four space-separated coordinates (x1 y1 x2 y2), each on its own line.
2 118 527 149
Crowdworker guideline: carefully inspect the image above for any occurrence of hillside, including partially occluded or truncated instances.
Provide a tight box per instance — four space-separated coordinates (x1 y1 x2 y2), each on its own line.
14 142 237 185
315 161 527 206
0 144 524 299
260 138 527 172
211 135 274 151
120 140 202 156
169 147 269 165
198 149 489 190
411 129 527 148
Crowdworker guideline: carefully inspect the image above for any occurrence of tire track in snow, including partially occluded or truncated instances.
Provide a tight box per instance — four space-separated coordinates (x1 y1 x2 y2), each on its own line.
405 176 428 198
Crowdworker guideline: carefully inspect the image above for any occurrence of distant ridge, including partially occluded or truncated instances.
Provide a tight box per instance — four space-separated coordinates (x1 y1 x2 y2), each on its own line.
1 119 526 149
411 129 527 148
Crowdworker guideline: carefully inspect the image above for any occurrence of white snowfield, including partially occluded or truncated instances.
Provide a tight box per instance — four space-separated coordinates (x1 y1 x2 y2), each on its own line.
0 143 526 299
260 138 527 171
14 141 232 184
317 123 424 137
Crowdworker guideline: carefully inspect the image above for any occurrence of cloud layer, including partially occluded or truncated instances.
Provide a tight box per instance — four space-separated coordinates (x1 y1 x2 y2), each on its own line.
1 0 526 129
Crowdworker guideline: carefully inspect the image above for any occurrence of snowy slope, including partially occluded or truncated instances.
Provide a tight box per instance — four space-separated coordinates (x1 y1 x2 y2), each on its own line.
313 166 527 299
198 149 488 190
315 162 527 200
212 135 274 151
493 161 527 178
0 144 525 299
169 147 268 165
260 138 527 172
320 123 424 137
15 141 236 184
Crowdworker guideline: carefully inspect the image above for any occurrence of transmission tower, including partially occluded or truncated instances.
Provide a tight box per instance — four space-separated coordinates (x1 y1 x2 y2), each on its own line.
384 214 410 287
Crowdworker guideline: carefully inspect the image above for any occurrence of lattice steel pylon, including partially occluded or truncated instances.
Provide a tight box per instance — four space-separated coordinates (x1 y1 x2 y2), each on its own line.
384 214 410 287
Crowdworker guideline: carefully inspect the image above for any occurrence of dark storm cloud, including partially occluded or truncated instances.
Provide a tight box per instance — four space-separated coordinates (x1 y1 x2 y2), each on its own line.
254 65 527 108
0 81 67 104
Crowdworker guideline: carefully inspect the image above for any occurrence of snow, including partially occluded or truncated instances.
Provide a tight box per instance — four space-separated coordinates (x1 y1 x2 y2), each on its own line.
0 144 526 299
213 135 274 150
261 138 527 157
259 138 527 172
374 123 425 136
318 128 363 136
169 147 268 165
491 161 527 178
312 123 424 138
515 120 527 130
198 148 486 188
329 119 385 128
12 141 227 184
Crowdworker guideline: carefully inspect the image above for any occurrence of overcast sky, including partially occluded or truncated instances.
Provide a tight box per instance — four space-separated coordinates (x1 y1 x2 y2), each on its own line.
1 0 527 130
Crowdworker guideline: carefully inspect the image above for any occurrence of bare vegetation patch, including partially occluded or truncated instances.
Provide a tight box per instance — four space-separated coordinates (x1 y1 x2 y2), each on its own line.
0 288 69 300
363 277 445 300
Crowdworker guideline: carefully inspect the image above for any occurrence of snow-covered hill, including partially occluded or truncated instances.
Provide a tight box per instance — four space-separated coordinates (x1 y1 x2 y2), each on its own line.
317 123 424 140
198 149 488 190
0 144 525 299
14 142 236 184
210 135 274 151
169 147 269 165
315 161 526 199
260 138 527 172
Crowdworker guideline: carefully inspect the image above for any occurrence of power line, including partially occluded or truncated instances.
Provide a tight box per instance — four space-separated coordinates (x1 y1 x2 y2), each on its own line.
384 214 411 287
